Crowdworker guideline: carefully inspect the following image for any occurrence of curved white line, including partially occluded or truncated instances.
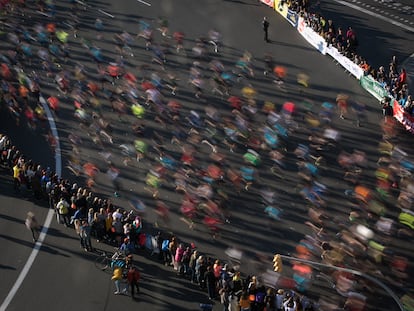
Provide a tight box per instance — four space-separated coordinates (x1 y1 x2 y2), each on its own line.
0 95 61 311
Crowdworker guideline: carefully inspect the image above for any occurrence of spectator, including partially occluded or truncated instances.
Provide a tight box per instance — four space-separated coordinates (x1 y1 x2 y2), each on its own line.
79 219 92 251
239 291 251 311
126 266 140 299
112 266 127 295
56 196 70 227
205 265 217 300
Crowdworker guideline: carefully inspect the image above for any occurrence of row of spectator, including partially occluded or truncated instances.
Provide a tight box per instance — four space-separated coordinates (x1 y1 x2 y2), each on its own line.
3 131 320 310
286 0 414 116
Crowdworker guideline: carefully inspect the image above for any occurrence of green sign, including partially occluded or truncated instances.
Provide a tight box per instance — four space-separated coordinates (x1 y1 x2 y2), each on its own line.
360 75 389 101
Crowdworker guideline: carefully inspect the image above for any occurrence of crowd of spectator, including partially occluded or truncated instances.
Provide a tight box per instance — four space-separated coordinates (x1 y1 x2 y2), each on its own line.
2 131 320 310
1 0 414 310
286 0 414 116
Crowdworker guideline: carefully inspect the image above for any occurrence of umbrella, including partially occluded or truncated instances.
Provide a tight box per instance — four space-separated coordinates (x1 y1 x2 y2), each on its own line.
282 101 295 114
242 86 256 98
131 103 145 118
56 30 68 43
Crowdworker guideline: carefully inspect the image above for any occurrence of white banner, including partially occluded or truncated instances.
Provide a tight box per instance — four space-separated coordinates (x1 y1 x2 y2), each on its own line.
297 17 327 55
326 45 364 80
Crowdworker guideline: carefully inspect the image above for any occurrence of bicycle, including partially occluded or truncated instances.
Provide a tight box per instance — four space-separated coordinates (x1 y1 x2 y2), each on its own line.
94 248 126 271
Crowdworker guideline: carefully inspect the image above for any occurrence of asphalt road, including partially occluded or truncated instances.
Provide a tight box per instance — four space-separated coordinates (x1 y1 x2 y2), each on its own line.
320 0 414 69
1 0 413 310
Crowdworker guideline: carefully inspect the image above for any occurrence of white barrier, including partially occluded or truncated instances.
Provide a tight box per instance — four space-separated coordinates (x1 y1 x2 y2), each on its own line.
297 17 327 55
326 45 364 79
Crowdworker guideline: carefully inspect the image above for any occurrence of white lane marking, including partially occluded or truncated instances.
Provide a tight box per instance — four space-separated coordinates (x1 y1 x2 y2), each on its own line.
0 96 61 311
137 0 151 6
98 9 114 18
333 0 414 32
0 211 54 311
75 0 90 7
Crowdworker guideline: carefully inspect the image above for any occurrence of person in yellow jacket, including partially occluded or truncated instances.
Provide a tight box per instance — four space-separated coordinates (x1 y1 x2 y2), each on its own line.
111 266 127 295
13 163 21 192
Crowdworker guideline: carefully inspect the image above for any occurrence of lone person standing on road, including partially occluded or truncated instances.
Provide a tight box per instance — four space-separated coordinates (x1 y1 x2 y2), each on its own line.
262 17 270 42
25 211 40 242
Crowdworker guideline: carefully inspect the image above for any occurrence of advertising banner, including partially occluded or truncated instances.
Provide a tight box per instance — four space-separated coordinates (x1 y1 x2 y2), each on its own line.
393 100 414 134
297 17 327 55
286 9 298 28
260 0 274 8
326 45 363 79
359 75 389 101
274 0 288 18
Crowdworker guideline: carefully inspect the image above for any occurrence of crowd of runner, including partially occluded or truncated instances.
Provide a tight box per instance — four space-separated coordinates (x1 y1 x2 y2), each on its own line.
1 0 414 310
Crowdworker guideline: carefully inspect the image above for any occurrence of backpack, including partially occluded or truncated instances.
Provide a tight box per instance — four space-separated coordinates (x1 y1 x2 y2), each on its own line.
162 240 170 251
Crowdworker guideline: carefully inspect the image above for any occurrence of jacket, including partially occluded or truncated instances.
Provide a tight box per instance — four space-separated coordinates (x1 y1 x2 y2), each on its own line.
111 267 123 281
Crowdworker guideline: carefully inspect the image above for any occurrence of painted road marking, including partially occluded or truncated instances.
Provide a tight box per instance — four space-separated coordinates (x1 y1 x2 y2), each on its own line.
333 0 414 32
0 96 61 311
137 0 151 6
98 9 114 18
